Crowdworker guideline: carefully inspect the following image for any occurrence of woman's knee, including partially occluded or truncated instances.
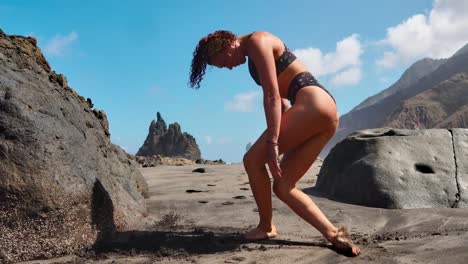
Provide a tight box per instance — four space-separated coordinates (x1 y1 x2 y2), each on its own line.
243 151 264 171
320 111 339 139
273 180 295 201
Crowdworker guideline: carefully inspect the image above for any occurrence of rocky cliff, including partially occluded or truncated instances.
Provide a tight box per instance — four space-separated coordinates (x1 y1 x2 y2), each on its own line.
0 29 149 262
353 58 446 111
137 112 201 161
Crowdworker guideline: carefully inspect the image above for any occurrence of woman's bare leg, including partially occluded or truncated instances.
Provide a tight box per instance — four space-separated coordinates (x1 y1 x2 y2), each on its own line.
243 87 359 254
243 132 277 239
242 87 336 241
274 132 360 255
271 89 360 255
274 132 337 238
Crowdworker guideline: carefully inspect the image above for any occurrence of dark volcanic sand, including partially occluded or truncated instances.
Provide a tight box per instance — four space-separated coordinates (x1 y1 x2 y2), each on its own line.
19 162 468 264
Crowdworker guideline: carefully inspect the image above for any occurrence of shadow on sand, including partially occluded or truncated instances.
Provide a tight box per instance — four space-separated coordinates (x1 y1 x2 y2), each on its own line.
91 229 332 257
89 179 338 258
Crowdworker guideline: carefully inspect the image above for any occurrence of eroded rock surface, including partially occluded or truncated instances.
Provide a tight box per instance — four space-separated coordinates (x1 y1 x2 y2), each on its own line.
0 29 148 262
312 128 468 209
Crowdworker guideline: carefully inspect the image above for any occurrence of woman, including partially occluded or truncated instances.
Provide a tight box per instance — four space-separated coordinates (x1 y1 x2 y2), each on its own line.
189 30 360 256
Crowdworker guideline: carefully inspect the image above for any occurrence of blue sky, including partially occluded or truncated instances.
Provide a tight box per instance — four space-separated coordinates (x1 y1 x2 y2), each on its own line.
1 0 468 163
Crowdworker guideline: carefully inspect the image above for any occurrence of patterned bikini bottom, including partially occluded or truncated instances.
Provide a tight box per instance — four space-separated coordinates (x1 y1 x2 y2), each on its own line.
287 72 336 105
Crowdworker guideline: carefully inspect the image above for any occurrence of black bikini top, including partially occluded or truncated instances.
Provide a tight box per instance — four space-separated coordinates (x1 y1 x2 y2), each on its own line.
248 43 297 86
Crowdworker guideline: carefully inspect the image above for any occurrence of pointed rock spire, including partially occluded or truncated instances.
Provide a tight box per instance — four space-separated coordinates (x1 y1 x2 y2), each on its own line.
136 112 201 160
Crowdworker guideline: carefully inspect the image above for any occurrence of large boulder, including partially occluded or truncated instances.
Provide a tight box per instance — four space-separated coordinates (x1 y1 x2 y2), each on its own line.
136 112 201 161
311 128 468 209
453 128 468 207
0 29 149 262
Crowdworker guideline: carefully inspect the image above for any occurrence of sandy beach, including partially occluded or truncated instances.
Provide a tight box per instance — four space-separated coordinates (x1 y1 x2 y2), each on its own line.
18 161 468 264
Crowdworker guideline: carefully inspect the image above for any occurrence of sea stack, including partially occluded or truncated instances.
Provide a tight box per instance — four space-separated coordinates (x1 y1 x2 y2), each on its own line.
137 112 201 161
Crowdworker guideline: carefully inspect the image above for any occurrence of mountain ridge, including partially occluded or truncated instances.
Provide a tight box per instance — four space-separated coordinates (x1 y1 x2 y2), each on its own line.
323 42 468 157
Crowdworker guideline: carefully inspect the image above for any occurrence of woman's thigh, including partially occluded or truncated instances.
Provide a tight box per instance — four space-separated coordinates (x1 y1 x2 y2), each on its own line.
244 88 338 166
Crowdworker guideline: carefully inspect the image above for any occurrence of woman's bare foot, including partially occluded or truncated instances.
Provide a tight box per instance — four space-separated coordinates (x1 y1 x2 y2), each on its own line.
328 226 360 256
243 224 277 240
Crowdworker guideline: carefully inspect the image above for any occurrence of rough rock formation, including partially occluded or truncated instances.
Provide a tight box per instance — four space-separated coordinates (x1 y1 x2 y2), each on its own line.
312 128 468 209
131 155 226 167
323 43 468 157
0 29 149 262
134 155 194 167
195 158 226 165
137 112 201 161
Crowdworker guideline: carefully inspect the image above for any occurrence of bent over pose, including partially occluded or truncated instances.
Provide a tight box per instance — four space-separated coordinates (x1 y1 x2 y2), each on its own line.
189 30 360 256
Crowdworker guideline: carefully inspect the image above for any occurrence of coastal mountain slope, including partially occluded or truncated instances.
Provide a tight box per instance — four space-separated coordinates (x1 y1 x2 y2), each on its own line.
323 43 468 156
353 58 446 111
386 73 468 129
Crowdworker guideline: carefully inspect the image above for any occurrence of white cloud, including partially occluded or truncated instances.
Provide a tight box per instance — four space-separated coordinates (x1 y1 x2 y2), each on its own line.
330 67 362 87
377 0 468 68
205 136 213 144
204 135 230 145
44 31 78 56
293 34 363 87
293 47 324 75
216 137 231 145
225 91 261 112
379 77 390 83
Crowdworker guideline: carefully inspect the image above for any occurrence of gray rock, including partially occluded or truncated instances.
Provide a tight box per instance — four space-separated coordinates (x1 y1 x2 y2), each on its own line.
312 128 462 209
137 112 201 161
133 154 194 167
0 30 149 262
453 128 468 207
192 168 206 173
195 158 225 165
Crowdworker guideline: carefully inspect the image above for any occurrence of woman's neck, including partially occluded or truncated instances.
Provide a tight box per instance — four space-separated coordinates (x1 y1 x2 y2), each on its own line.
236 34 251 56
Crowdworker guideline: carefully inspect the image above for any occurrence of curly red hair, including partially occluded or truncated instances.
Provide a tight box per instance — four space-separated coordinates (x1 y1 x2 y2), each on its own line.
189 30 236 89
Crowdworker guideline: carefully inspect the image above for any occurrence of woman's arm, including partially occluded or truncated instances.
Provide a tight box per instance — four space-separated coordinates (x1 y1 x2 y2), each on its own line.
248 33 282 144
247 32 282 179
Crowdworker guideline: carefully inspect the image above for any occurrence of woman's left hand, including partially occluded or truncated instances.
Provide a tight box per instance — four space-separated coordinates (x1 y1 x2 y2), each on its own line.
267 144 282 180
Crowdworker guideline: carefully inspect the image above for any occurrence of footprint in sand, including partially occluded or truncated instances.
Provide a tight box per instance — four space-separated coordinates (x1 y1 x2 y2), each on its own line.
192 168 206 173
253 208 277 212
222 201 234 205
233 195 246 199
224 256 246 263
186 189 205 193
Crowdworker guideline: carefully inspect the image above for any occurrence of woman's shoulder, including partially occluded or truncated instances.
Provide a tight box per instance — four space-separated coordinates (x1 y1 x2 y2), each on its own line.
246 31 280 50
249 31 276 41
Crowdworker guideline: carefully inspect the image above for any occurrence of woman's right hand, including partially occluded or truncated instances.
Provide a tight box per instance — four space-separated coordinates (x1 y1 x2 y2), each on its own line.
267 143 282 180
